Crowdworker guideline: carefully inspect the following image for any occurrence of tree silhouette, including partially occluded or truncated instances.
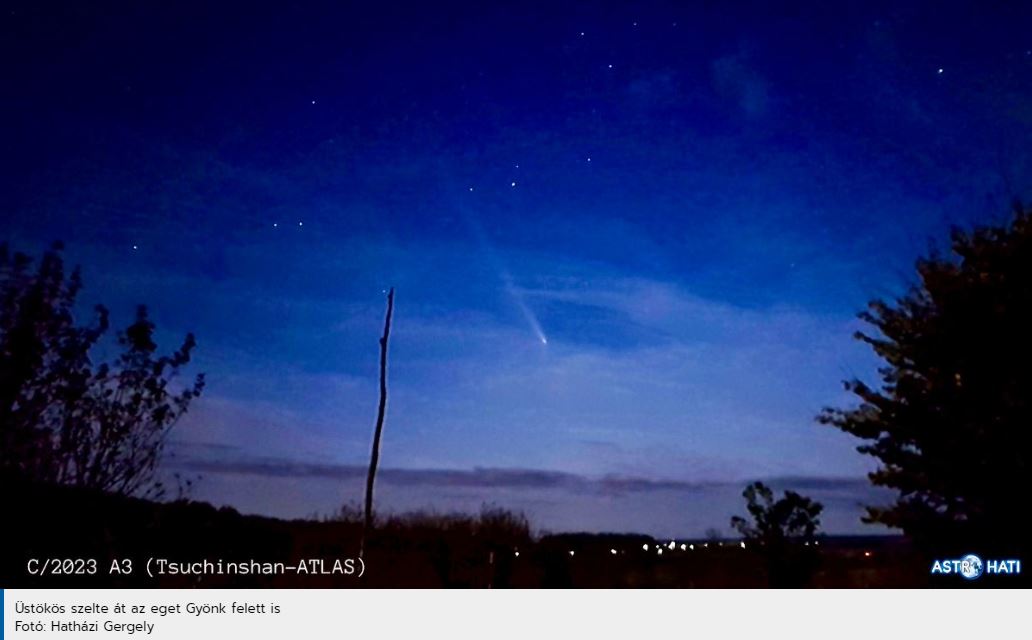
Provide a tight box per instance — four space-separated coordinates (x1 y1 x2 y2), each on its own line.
731 481 823 587
820 206 1032 556
0 243 204 497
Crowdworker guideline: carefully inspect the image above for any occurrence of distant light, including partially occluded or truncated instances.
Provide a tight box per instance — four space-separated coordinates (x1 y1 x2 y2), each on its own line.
568 550 575 557
298 221 303 227
680 544 687 551
311 100 316 104
132 245 138 250
514 551 520 557
468 187 474 192
579 31 585 37
586 157 592 162
937 68 944 74
657 548 663 555
814 541 819 546
668 541 675 550
703 543 708 548
740 541 746 549
864 551 872 558
610 548 617 555
804 542 810 547
511 181 516 187
607 64 613 69
272 223 278 228
515 163 519 169
642 544 649 551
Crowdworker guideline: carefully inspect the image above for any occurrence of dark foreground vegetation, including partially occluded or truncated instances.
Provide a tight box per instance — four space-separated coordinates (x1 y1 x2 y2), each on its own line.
8 478 1005 588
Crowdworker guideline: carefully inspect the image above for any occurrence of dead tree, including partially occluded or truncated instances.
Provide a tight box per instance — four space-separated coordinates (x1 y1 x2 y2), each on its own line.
360 287 394 559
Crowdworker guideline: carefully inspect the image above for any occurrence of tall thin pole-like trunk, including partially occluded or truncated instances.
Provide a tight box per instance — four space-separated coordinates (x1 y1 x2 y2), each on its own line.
360 287 394 559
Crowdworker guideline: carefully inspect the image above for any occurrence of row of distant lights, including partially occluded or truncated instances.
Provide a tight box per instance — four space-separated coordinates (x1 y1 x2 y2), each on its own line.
636 540 753 555
514 540 828 558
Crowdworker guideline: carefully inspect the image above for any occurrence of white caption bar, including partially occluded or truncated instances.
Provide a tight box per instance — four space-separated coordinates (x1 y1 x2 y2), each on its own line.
4 588 1027 640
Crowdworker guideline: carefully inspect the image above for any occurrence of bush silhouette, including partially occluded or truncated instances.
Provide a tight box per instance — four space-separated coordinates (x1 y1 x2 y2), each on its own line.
0 243 204 497
731 481 823 587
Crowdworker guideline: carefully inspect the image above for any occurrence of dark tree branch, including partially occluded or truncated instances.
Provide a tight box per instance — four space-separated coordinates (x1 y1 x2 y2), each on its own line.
361 287 394 559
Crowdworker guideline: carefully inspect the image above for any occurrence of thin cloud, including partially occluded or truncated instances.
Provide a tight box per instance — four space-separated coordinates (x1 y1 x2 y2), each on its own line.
167 452 891 536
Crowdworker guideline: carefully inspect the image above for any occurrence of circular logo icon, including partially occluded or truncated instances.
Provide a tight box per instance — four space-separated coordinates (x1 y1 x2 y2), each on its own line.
959 554 984 580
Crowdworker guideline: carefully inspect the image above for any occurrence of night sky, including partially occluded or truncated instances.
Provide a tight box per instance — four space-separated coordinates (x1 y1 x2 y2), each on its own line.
3 1 1031 536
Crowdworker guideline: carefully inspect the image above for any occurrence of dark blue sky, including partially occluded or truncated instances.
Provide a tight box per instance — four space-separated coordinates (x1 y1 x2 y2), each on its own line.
3 1 1031 535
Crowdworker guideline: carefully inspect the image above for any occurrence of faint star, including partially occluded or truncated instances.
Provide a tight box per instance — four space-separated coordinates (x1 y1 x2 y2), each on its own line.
579 31 585 37
937 68 944 74
298 221 303 227
469 186 474 192
587 157 592 162
311 100 316 104
273 222 278 228
511 181 516 187
132 245 138 250
607 64 613 69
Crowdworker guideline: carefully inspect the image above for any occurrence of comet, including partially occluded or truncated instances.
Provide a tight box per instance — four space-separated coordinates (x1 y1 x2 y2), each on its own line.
450 184 549 346
501 270 548 345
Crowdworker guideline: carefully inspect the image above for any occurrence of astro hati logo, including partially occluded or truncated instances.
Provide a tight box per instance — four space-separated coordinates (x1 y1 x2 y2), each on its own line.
930 554 1022 580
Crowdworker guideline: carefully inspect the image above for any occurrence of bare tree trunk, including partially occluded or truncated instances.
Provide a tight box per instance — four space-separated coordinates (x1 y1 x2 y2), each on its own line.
360 287 394 560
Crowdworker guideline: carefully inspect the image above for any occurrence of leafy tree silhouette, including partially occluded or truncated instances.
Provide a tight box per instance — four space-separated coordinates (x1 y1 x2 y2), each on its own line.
820 206 1032 557
0 243 204 497
731 481 823 587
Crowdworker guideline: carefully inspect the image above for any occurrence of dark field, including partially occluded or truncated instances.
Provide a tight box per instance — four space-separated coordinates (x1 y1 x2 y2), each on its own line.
8 479 1005 588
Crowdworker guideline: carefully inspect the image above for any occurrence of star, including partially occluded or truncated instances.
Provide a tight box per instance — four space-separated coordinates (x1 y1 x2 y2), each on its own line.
587 157 592 162
937 68 944 74
311 100 316 104
298 221 304 227
273 222 278 228
579 31 585 37
132 244 138 250
469 186 474 192
607 64 613 69
511 181 517 187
